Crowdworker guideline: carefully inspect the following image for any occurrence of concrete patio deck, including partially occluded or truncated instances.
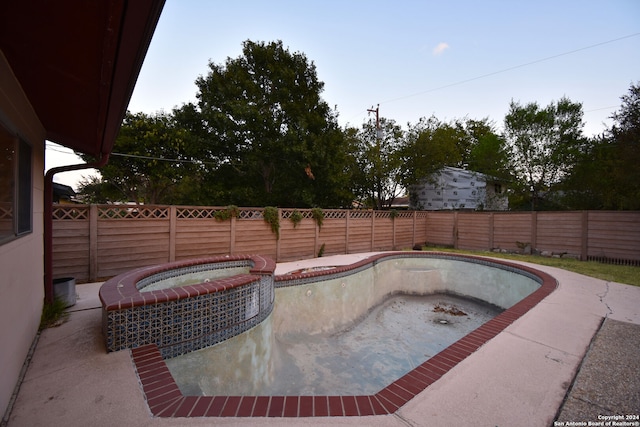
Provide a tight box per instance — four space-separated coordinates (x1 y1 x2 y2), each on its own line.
4 253 640 427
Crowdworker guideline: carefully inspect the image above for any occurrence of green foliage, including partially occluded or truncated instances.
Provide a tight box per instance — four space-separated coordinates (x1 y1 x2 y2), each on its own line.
311 207 324 229
182 40 354 208
289 210 303 228
503 97 586 210
317 242 326 258
214 205 240 221
263 206 280 238
75 39 635 212
559 82 640 210
40 297 69 330
349 118 405 209
77 111 201 204
390 209 399 219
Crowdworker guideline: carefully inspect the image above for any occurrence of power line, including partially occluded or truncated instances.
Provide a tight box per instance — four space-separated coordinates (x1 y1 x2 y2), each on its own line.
584 105 618 113
110 152 218 166
379 32 640 106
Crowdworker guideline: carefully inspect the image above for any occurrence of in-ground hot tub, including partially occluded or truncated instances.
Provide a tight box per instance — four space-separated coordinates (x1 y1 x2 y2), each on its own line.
99 252 557 418
99 254 276 358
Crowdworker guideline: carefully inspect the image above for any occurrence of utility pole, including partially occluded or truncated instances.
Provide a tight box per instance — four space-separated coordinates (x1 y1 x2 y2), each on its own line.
367 104 384 210
367 104 382 139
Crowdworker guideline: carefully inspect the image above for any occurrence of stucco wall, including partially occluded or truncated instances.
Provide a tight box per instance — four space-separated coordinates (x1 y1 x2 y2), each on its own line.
0 50 46 417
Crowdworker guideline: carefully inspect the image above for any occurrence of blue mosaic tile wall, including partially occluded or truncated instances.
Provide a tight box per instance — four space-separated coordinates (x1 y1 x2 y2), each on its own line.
103 274 274 359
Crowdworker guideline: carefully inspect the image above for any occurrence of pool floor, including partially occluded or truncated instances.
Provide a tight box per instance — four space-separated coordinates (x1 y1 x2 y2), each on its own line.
166 294 501 396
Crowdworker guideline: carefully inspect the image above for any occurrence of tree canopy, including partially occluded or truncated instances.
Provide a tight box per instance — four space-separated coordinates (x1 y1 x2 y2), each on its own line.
503 97 586 210
349 117 405 209
177 40 353 207
77 111 199 204
76 39 637 212
560 82 640 209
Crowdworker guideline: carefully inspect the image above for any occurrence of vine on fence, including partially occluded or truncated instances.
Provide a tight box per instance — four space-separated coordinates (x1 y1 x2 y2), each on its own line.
263 207 280 239
311 207 324 230
214 205 240 221
289 210 303 228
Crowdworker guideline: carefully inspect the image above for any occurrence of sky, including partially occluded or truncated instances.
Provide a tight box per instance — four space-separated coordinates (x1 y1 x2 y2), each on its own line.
46 0 640 189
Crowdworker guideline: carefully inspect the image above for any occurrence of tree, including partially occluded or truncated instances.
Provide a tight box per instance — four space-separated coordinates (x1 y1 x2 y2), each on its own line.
181 40 353 207
605 82 640 209
561 82 640 209
399 116 461 191
349 118 405 209
77 111 198 204
465 119 511 180
503 97 586 210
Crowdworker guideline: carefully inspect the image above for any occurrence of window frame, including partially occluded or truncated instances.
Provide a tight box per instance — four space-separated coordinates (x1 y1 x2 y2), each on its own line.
0 119 33 245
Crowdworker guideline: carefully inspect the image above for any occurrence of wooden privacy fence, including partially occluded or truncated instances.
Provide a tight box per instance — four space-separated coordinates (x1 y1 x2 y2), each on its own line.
52 205 640 282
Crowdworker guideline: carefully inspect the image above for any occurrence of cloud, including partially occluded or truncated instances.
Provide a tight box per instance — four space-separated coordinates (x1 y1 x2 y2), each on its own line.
432 42 450 56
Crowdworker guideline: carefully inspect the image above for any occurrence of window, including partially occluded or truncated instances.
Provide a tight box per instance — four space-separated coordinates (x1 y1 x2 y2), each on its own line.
0 121 32 244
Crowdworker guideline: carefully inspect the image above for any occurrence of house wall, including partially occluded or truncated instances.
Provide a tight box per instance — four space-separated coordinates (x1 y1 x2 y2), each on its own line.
0 51 46 417
410 167 508 211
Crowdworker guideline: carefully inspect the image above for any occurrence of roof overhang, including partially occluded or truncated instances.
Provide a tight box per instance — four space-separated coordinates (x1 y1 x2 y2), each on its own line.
0 0 165 158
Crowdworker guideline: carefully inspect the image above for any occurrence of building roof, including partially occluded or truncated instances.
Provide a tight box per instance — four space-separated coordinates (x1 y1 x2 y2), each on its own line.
0 0 165 157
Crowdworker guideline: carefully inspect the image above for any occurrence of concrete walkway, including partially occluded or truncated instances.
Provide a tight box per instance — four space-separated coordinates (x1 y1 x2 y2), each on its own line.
5 254 640 427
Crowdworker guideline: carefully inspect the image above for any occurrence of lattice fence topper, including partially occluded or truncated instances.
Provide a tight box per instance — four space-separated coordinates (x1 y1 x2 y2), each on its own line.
238 209 264 220
394 211 415 219
176 207 224 219
98 206 169 220
323 210 347 219
349 210 373 219
280 209 314 219
52 205 89 220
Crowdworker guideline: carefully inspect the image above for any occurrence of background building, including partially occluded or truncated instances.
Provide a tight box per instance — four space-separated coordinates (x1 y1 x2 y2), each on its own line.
410 166 508 211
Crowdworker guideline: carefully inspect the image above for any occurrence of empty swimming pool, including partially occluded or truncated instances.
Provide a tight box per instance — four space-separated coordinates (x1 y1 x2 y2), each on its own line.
167 293 501 396
101 252 557 417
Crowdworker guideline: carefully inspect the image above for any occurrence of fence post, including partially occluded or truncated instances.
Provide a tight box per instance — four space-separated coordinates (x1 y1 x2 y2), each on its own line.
371 211 375 251
230 215 236 255
412 211 416 247
453 211 459 249
345 210 350 254
392 215 396 250
488 212 494 250
169 206 176 262
89 204 98 282
314 212 320 258
531 211 538 251
581 211 588 261
276 208 282 261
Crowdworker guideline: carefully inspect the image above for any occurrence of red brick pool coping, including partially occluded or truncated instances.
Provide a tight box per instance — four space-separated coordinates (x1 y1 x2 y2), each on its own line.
130 254 557 418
